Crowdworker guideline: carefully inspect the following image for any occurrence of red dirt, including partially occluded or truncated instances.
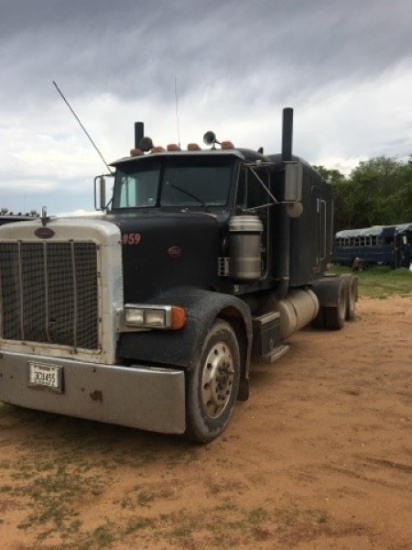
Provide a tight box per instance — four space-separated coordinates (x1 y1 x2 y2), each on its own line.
0 296 411 549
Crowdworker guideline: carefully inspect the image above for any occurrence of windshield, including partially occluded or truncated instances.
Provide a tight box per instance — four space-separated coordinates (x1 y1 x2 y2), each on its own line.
112 156 234 209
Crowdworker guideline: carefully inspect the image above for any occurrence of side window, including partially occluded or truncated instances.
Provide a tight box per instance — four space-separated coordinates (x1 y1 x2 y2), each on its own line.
119 176 136 207
236 169 247 208
118 169 159 207
236 167 270 210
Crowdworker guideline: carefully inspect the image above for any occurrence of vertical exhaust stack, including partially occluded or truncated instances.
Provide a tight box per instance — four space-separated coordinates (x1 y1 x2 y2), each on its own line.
134 122 144 148
275 107 294 299
281 107 293 162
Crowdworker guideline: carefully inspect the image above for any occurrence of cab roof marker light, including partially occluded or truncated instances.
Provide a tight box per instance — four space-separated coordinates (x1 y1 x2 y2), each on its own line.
167 143 181 151
187 143 201 151
221 141 234 149
151 146 166 153
130 148 143 157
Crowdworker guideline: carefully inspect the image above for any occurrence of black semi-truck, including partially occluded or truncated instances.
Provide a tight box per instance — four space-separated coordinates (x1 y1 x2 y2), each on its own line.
0 108 357 442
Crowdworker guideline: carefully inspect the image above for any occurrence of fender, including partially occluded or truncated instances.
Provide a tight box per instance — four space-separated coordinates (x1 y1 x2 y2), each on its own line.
117 287 253 397
310 275 345 307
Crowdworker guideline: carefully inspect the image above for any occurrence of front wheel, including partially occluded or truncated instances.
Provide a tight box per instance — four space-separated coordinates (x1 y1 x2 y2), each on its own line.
185 319 240 443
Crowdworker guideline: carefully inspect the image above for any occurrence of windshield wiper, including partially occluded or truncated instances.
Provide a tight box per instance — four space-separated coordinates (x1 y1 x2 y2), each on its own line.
165 183 208 209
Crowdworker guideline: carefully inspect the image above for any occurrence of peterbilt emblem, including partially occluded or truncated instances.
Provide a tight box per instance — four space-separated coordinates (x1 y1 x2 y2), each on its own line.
168 245 182 258
34 227 55 239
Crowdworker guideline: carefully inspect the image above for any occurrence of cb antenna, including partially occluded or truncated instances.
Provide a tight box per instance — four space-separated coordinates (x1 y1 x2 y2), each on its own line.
52 81 113 174
174 76 181 148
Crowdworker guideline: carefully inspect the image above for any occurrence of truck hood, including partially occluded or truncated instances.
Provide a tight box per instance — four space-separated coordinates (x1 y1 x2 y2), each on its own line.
106 211 221 303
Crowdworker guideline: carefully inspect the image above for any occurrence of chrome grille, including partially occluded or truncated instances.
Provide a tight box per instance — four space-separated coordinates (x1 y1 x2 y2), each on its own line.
0 241 99 350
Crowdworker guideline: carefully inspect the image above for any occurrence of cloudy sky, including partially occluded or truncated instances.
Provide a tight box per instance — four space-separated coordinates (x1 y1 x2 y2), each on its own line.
1 0 411 215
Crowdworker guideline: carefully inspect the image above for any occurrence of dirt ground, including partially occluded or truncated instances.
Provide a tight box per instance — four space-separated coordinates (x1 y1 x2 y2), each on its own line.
0 296 411 550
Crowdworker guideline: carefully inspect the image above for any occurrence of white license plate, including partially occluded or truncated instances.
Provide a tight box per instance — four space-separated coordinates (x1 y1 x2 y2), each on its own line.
29 362 63 392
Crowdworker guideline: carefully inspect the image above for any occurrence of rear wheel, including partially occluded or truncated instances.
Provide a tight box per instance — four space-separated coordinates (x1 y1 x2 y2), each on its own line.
343 274 358 321
324 277 347 330
185 319 240 443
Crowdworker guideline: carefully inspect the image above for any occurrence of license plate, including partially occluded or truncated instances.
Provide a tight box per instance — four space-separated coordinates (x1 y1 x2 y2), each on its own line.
29 362 63 392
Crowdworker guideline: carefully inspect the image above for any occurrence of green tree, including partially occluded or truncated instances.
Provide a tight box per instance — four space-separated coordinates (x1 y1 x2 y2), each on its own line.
312 165 346 186
313 157 412 232
348 156 412 227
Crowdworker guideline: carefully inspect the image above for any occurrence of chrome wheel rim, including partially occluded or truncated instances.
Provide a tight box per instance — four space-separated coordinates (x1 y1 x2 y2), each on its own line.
201 341 235 419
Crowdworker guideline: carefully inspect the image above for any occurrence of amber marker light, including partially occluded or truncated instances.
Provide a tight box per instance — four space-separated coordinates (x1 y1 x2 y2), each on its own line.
221 141 234 149
170 306 186 330
167 143 181 151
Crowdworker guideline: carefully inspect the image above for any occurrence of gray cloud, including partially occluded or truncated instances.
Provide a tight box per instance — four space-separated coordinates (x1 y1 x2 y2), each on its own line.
2 0 411 102
0 0 411 213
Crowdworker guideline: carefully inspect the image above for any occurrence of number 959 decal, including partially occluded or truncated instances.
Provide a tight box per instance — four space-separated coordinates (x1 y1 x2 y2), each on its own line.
122 233 141 245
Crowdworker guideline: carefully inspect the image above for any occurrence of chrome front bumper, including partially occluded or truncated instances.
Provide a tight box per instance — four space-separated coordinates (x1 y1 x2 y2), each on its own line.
0 351 186 434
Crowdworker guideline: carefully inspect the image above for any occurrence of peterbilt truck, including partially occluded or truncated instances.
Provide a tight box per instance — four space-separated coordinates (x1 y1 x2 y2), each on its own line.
0 108 356 442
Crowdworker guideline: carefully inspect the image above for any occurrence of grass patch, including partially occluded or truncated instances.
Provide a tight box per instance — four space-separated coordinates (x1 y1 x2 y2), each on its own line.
172 523 196 538
123 518 155 535
91 526 114 547
248 507 268 524
330 265 412 298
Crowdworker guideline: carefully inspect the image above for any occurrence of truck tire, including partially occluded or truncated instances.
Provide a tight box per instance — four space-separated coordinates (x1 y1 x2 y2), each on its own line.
324 278 347 330
185 319 240 443
344 275 357 321
311 308 325 328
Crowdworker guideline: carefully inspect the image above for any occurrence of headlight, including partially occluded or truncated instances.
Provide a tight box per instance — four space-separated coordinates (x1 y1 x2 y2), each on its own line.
124 304 186 330
124 308 145 325
145 309 167 327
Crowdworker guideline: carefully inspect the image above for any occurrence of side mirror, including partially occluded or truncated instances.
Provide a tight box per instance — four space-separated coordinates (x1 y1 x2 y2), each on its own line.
94 176 107 211
284 162 302 202
284 162 303 218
